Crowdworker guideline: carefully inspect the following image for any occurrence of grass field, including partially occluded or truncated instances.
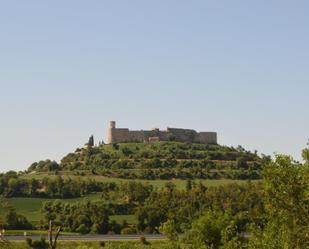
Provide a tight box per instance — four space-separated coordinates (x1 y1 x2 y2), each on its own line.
0 193 103 225
22 172 254 189
110 215 137 225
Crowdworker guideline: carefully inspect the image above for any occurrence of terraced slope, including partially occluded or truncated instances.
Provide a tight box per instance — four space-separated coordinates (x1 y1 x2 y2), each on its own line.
29 142 267 180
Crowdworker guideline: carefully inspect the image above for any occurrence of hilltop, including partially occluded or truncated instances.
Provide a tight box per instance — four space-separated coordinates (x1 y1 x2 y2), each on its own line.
28 142 268 180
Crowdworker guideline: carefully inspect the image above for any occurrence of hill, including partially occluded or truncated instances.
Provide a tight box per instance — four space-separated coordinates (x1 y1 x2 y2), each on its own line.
28 142 267 180
0 141 269 236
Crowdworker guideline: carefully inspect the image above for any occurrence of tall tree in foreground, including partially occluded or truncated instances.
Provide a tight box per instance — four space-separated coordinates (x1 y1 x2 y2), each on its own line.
249 151 309 249
48 220 61 249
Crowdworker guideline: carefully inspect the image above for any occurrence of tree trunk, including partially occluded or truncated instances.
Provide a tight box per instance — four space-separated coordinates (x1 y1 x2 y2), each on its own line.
48 220 61 249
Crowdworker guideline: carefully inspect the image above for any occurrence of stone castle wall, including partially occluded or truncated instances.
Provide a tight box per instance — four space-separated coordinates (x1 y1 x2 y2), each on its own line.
106 121 217 144
196 132 217 144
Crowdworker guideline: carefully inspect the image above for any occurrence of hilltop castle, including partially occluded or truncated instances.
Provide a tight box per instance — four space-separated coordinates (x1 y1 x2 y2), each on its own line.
106 121 217 144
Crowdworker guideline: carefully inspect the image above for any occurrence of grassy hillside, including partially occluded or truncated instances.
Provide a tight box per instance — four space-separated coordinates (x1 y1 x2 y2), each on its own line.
28 142 266 180
21 173 253 189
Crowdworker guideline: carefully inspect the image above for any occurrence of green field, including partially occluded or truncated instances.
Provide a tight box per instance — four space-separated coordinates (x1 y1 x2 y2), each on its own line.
0 193 103 225
110 215 137 225
22 172 254 189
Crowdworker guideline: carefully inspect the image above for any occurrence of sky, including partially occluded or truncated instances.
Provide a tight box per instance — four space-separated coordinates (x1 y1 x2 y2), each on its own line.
0 1 308 172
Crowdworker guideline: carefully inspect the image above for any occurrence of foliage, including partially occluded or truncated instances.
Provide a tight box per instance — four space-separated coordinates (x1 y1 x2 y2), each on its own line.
120 227 136 234
117 181 153 204
41 200 110 234
28 160 60 172
136 181 264 233
26 238 48 249
55 142 264 180
181 211 244 249
248 153 309 249
159 220 178 241
139 236 149 245
0 173 116 198
4 207 33 230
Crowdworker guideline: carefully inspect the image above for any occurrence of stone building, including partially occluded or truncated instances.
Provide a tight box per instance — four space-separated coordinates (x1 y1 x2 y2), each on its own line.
106 121 217 144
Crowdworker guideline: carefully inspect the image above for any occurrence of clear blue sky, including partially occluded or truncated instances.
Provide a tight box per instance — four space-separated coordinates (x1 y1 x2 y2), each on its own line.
0 1 308 172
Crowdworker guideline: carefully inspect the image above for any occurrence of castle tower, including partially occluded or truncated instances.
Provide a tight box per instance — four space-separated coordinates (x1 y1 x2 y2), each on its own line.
107 121 116 144
110 121 116 129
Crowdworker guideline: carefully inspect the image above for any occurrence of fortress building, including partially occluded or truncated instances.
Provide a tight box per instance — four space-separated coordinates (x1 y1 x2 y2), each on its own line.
106 121 217 144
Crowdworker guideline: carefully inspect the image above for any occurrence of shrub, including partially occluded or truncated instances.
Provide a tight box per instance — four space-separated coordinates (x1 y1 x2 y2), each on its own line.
140 236 149 245
99 241 106 247
120 227 136 234
26 238 48 249
76 224 89 234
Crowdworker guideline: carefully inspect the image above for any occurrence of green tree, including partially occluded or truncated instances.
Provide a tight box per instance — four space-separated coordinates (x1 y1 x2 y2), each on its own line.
5 207 33 229
186 180 192 191
26 238 48 249
182 211 224 249
159 219 178 241
302 146 309 164
249 154 309 249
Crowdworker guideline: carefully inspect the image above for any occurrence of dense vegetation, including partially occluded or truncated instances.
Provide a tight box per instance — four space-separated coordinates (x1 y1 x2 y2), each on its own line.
34 181 262 236
1 142 309 248
0 172 116 198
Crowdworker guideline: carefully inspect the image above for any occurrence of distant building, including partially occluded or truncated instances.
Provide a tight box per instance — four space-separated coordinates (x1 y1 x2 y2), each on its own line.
106 121 217 144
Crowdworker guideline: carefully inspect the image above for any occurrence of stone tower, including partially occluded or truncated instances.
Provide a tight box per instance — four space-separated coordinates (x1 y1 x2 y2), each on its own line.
107 121 116 144
110 121 116 129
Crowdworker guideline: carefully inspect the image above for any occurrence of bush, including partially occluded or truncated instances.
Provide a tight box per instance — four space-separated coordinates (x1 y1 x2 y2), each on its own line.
143 226 154 234
120 227 136 234
76 224 90 234
99 241 106 247
140 236 149 245
26 238 48 249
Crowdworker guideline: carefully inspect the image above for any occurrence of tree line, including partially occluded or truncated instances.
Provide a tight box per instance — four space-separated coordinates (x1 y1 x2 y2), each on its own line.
0 173 116 198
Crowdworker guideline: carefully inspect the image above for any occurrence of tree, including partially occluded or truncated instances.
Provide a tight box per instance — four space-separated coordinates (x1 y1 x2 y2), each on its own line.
182 211 224 249
159 219 178 241
249 154 309 248
167 133 176 141
5 207 33 230
181 211 244 249
302 146 309 164
112 143 119 150
186 180 192 191
48 220 61 249
7 178 20 197
87 135 94 147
